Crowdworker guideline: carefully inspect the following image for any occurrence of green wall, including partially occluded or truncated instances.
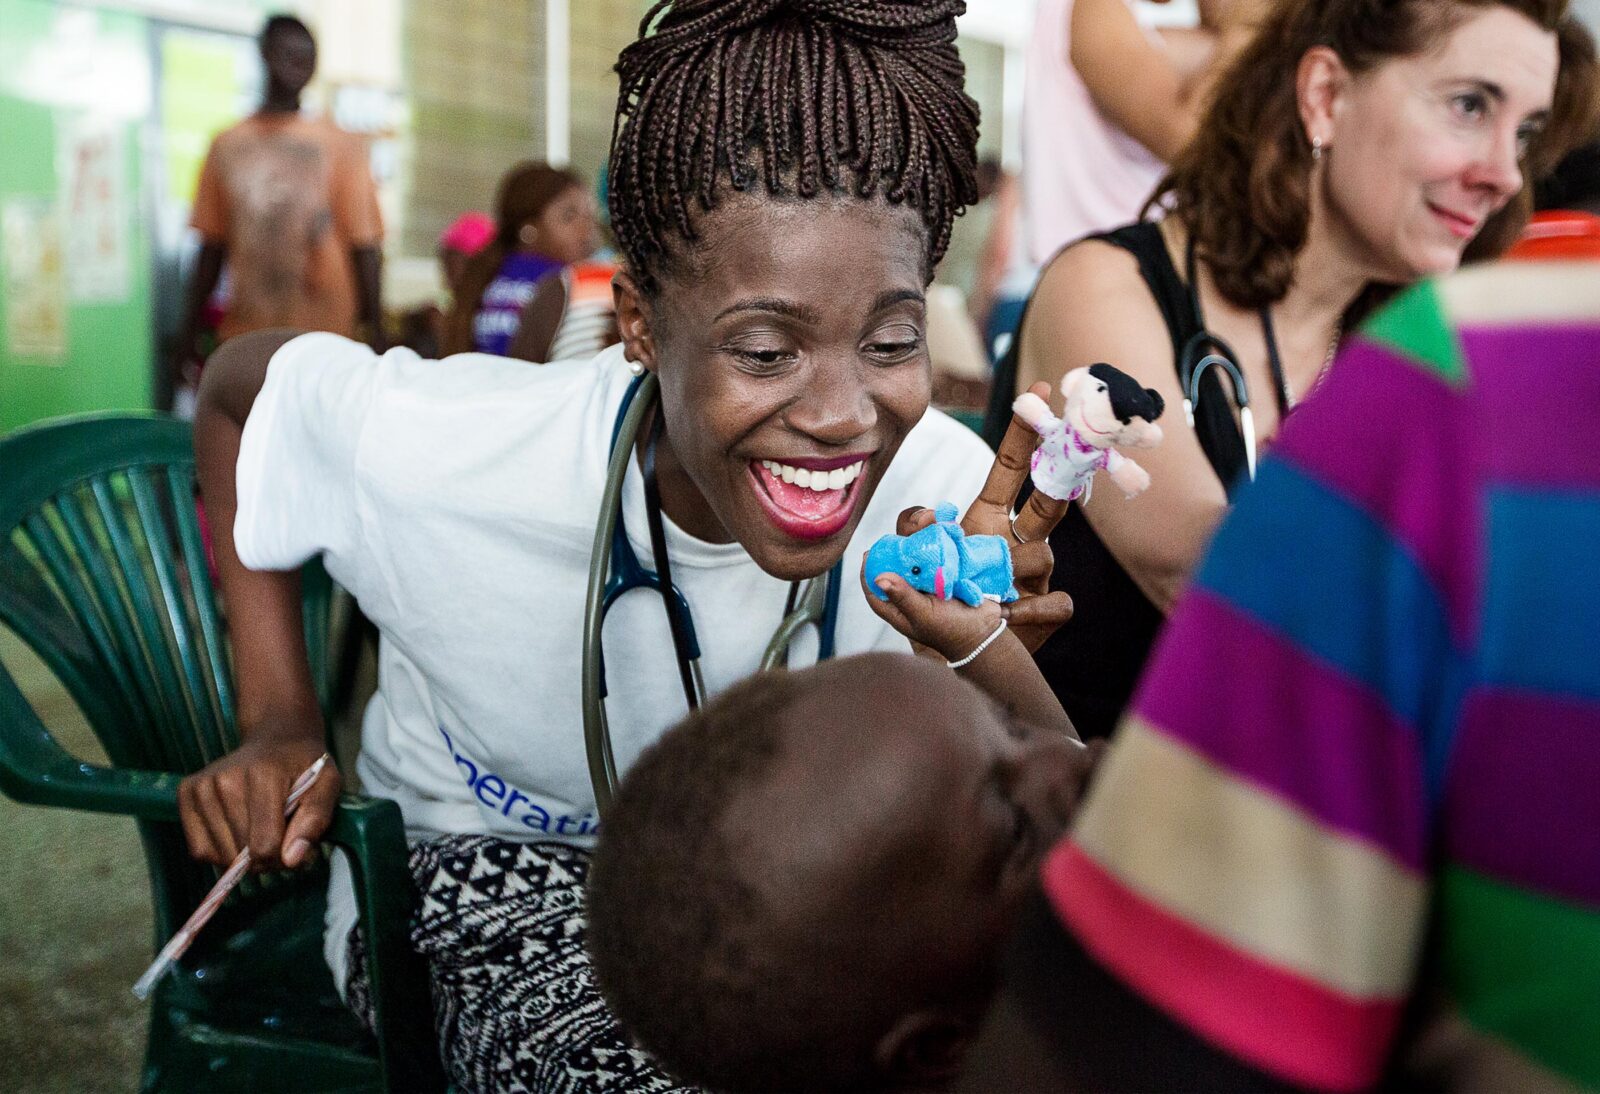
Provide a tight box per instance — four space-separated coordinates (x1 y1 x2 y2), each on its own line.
0 0 153 434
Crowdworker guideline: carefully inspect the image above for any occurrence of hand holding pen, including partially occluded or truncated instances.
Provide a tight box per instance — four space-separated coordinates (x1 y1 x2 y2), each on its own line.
178 730 344 870
136 752 333 999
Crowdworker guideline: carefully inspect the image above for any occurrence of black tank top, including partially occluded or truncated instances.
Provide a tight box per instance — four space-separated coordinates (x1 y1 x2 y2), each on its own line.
986 222 1249 739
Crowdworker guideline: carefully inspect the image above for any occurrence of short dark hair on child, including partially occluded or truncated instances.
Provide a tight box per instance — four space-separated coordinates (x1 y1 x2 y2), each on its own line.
607 0 981 294
589 668 853 1091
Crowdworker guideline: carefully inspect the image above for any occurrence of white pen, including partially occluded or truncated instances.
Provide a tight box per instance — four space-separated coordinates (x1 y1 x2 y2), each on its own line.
132 752 332 1000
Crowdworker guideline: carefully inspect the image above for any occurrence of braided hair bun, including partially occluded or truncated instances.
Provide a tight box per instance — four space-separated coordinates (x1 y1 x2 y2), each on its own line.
609 0 979 292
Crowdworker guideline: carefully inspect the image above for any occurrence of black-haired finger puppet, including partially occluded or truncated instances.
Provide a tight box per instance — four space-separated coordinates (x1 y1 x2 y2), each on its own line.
1013 363 1165 502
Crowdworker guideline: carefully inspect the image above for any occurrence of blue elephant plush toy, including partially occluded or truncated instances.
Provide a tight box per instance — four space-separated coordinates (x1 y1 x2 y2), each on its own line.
864 503 1019 607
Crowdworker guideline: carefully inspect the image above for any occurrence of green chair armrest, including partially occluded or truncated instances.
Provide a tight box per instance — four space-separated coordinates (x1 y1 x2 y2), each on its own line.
2 673 443 1090
3 697 442 1090
0 675 182 819
324 796 448 1092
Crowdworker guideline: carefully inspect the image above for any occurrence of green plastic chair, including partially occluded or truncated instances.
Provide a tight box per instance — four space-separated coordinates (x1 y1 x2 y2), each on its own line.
0 413 445 1093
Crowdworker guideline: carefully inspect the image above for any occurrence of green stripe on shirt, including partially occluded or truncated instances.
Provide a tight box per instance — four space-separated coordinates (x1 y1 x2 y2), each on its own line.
1439 865 1600 1087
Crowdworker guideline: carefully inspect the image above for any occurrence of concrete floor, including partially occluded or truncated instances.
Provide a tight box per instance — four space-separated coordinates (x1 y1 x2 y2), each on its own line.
1 628 150 1093
0 621 372 1093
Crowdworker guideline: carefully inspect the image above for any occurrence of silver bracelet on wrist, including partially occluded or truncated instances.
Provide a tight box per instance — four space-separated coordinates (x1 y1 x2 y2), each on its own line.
947 619 1008 669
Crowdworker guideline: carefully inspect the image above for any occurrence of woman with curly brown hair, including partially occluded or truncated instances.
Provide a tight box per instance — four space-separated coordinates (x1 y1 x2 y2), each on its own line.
996 0 1599 739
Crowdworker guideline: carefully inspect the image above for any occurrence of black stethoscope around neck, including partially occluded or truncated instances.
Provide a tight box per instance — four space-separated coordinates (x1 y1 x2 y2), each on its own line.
1177 236 1293 483
580 371 841 812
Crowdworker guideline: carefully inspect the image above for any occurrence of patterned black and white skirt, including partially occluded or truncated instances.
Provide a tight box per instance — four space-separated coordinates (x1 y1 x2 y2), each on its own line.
345 834 693 1094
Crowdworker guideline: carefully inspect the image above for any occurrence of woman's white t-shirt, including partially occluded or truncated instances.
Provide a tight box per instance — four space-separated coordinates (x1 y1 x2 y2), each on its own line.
234 334 995 984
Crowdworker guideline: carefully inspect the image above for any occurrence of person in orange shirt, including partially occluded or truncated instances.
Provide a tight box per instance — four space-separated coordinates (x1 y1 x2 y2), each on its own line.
174 13 385 383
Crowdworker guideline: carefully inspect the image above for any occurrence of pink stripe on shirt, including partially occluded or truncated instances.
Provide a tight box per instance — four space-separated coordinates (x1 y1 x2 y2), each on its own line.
1046 840 1406 1091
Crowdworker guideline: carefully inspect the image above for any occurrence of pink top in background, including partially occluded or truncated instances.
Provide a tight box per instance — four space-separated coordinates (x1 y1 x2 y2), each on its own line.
1021 0 1168 265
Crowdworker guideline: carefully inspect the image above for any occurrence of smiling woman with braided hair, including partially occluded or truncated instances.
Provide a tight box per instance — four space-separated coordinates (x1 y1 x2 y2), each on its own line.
609 0 979 286
177 1 1076 1091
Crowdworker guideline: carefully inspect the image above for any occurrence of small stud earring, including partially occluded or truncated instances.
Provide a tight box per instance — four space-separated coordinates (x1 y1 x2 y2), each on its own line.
1312 135 1325 161
626 356 647 377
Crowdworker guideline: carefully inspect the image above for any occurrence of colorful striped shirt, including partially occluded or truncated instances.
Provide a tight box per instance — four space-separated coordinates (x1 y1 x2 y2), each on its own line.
1044 263 1600 1091
547 260 620 363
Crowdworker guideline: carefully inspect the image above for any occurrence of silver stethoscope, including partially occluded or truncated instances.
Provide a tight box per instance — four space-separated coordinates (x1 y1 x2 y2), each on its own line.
580 370 841 812
1177 237 1293 484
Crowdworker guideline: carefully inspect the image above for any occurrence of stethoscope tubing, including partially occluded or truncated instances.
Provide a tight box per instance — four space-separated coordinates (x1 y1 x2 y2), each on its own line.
581 371 841 814
1181 231 1286 484
581 371 659 813
1180 339 1258 482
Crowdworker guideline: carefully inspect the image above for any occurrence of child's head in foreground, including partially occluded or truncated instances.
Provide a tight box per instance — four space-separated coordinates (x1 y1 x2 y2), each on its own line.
588 652 1093 1092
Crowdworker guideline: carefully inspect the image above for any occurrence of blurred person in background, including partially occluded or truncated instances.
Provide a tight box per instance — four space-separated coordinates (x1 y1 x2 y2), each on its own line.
398 212 496 359
977 0 1261 367
506 253 622 363
966 159 1036 362
505 171 623 364
1018 0 1264 270
442 162 600 356
174 13 385 386
1001 0 1599 738
439 211 498 299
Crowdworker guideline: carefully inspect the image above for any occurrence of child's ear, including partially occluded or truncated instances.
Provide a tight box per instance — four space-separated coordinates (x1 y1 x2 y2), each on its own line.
612 269 659 374
873 1009 977 1088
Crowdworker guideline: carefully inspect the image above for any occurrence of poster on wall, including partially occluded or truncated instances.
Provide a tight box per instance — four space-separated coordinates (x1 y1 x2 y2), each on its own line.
160 30 256 208
58 112 130 303
1 197 68 362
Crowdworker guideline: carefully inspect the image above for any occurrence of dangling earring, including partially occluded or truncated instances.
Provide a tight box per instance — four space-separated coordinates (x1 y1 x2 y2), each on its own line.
1312 135 1325 161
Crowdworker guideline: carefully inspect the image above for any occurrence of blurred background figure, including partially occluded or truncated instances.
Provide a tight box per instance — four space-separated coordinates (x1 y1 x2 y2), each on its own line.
442 161 599 356
438 211 496 299
965 158 1035 363
173 13 385 389
1018 0 1261 268
504 254 621 363
397 211 494 358
499 165 622 365
968 0 1262 366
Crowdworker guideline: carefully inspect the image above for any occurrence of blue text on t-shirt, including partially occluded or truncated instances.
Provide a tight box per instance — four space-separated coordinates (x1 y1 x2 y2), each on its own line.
437 724 598 836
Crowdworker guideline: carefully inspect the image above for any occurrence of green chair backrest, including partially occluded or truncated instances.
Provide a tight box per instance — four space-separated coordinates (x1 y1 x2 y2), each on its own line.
0 414 330 917
0 413 438 1092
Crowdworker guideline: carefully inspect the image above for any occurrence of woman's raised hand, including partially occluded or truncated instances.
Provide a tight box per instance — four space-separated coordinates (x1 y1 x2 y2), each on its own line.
896 382 1074 652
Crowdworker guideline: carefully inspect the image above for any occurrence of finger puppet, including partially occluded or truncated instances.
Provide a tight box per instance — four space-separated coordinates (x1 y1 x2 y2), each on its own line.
864 503 1018 607
1012 363 1165 502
